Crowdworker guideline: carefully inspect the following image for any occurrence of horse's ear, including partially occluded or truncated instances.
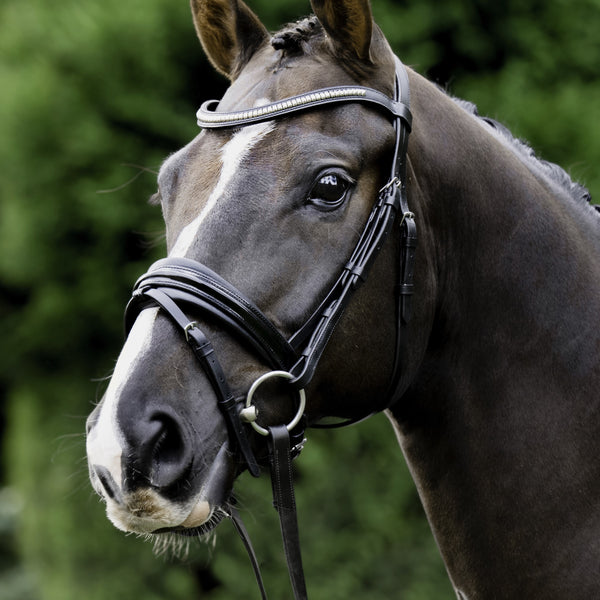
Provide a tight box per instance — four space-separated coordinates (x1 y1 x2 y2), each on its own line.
190 0 269 80
310 0 374 62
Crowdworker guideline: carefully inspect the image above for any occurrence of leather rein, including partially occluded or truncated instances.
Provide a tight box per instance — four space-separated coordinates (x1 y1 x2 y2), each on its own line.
124 56 414 599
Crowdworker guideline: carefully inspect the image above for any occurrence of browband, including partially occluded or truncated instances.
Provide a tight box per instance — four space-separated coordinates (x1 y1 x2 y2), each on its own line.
197 84 412 130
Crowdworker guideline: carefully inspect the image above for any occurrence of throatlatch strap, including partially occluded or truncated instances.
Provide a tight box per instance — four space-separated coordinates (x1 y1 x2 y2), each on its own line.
268 425 308 600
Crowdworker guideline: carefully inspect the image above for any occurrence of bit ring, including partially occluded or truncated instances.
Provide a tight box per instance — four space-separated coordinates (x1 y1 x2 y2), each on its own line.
244 371 306 437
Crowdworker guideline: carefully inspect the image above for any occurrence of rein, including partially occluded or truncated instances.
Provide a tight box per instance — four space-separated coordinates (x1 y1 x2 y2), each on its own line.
124 56 414 599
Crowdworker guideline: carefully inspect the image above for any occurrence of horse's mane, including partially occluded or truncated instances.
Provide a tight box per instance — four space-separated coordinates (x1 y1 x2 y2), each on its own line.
452 97 592 206
270 18 592 208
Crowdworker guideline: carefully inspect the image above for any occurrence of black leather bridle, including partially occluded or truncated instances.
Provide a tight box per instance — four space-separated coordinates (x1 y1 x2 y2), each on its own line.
124 56 415 600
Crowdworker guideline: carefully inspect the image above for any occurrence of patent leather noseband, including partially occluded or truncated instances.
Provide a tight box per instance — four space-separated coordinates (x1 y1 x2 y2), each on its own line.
124 56 415 600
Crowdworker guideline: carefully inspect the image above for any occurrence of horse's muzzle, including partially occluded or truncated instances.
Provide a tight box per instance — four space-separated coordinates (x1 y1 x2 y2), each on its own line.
87 401 236 535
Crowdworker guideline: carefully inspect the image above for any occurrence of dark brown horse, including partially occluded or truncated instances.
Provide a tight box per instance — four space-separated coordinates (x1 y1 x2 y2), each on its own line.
86 1 599 598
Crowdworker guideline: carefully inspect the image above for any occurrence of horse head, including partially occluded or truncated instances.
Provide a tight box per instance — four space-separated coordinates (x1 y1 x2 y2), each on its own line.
87 1 600 597
86 0 422 538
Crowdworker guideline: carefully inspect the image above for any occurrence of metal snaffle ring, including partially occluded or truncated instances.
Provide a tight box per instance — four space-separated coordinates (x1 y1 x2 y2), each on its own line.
242 370 306 437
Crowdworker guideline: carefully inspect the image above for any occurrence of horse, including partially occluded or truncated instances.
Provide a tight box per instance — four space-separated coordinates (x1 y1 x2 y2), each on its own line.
85 1 600 598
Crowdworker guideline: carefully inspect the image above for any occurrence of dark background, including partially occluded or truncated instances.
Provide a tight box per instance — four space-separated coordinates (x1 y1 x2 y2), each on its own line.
1 0 598 598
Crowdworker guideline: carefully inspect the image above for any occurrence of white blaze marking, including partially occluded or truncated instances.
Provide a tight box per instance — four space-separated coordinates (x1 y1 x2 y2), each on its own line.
87 308 160 487
170 112 274 257
90 114 275 468
88 104 274 531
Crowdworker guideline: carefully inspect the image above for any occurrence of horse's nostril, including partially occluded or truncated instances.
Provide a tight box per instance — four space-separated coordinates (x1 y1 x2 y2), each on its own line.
149 415 191 487
153 416 184 463
126 411 193 492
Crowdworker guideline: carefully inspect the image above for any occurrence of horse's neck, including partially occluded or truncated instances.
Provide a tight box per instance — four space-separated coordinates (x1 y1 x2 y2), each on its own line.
391 73 600 598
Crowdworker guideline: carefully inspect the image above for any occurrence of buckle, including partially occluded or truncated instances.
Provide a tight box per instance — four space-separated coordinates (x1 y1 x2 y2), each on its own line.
379 176 401 196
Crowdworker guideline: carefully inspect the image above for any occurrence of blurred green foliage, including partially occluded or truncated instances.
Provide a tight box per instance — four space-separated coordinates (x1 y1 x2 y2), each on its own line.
0 0 597 599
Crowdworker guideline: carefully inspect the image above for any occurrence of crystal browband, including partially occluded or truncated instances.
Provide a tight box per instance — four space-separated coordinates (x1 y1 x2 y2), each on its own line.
196 85 412 130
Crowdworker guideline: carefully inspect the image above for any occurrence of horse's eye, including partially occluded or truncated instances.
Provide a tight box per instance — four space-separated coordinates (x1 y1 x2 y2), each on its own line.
308 172 352 210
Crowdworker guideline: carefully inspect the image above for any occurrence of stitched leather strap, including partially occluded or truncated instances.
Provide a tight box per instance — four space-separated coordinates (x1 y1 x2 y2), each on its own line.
229 428 308 600
268 425 308 600
197 85 411 130
127 258 297 370
381 58 417 406
287 57 415 390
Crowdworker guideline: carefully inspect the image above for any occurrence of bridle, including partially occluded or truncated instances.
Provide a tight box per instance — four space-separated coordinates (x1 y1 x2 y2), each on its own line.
124 56 415 599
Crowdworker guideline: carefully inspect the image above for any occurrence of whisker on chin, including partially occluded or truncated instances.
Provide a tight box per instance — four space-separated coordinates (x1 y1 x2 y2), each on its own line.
146 506 229 558
148 532 193 559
